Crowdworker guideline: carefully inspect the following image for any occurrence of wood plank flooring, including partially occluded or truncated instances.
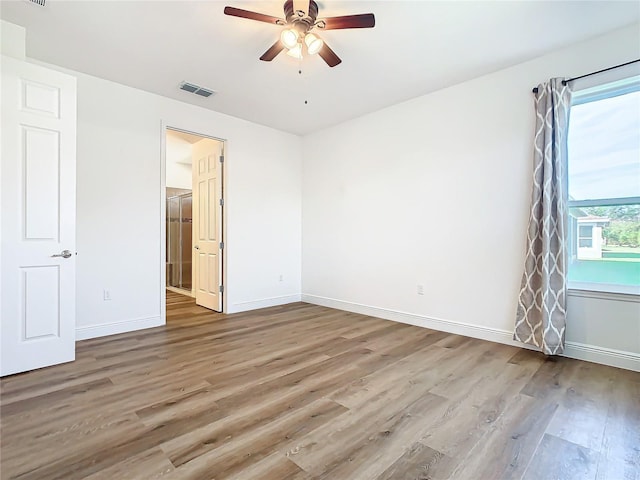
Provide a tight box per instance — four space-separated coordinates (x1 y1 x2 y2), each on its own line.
1 291 638 479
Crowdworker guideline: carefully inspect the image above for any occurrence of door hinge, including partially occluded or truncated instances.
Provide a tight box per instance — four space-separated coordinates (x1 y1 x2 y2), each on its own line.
219 155 224 163
219 198 224 206
219 285 224 293
219 241 224 250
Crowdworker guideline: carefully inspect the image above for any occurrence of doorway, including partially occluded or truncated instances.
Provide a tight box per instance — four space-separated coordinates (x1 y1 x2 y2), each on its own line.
164 127 225 313
166 190 192 294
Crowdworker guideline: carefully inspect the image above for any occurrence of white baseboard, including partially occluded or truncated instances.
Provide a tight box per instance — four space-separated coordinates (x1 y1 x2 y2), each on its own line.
562 342 640 372
76 316 164 341
301 294 640 372
229 294 302 314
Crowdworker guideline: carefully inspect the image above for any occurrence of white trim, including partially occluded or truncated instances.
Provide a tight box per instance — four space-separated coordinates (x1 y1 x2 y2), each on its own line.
568 196 640 208
562 342 640 372
160 121 167 326
76 316 163 341
221 141 227 314
572 73 640 105
302 294 526 345
567 79 640 300
229 294 302 313
301 294 640 372
568 281 640 296
160 122 228 314
568 288 640 303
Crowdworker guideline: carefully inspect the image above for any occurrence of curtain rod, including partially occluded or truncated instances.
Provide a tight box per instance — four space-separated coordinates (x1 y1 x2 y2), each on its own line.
531 58 640 93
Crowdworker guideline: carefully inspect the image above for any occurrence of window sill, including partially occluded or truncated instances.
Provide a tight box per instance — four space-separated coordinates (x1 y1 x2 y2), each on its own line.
568 285 640 303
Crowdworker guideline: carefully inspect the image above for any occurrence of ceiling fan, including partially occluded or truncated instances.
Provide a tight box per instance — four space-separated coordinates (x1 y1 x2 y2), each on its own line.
223 0 375 67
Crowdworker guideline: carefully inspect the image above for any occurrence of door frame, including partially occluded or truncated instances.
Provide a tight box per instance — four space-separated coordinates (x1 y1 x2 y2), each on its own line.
166 191 195 298
160 122 227 322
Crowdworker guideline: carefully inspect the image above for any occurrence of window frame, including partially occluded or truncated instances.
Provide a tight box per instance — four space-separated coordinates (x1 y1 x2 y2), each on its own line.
578 225 593 249
567 76 640 298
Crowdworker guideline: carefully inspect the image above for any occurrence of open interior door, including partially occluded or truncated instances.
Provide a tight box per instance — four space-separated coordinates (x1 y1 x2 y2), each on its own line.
1 55 77 376
191 138 223 312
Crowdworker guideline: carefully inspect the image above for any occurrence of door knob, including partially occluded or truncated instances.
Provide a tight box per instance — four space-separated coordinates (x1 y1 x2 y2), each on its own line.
51 250 72 259
194 245 200 250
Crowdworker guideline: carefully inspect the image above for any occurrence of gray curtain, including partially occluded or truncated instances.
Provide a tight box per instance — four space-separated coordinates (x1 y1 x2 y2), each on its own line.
514 78 572 355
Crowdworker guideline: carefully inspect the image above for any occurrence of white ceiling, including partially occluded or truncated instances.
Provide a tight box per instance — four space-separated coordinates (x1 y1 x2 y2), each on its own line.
1 1 639 135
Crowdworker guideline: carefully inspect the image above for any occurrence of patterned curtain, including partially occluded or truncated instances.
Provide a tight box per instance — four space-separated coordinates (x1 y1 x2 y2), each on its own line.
514 78 572 355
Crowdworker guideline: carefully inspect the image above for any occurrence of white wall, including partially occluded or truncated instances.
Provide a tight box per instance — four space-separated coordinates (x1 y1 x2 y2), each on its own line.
302 24 640 371
0 20 27 340
1 20 25 60
165 135 192 190
30 61 302 338
5 18 637 370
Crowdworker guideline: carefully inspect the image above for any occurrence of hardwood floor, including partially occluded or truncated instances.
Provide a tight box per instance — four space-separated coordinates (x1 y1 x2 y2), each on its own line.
1 291 638 479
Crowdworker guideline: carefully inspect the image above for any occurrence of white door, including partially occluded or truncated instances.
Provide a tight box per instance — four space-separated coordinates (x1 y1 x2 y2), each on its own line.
192 138 223 312
1 55 77 376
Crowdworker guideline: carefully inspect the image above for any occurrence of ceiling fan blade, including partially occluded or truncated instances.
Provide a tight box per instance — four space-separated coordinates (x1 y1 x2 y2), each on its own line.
319 13 375 30
260 40 285 62
318 42 342 67
223 6 283 25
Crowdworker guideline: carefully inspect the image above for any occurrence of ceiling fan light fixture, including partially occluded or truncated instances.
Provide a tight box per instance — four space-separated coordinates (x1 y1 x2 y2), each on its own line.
224 1 375 67
286 43 303 59
304 33 323 55
280 28 299 49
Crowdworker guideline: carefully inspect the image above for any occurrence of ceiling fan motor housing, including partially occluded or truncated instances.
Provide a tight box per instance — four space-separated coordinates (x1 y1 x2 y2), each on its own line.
284 0 319 33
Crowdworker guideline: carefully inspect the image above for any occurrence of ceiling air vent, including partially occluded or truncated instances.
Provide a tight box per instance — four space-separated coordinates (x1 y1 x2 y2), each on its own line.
179 82 216 98
24 0 46 5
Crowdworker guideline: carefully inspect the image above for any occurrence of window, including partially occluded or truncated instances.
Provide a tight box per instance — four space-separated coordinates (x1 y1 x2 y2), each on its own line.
567 77 640 295
578 225 593 248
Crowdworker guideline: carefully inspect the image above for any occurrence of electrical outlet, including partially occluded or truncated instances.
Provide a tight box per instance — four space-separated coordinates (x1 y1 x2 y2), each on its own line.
103 289 111 301
417 284 424 295
279 274 284 282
